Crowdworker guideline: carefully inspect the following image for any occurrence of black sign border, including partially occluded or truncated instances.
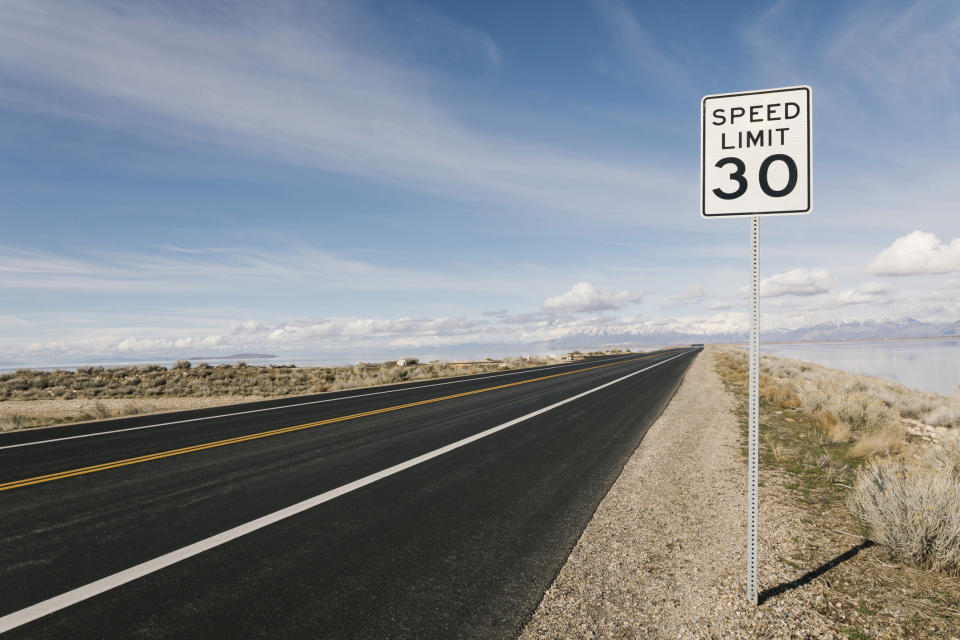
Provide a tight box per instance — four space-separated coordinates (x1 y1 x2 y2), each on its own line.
701 86 811 218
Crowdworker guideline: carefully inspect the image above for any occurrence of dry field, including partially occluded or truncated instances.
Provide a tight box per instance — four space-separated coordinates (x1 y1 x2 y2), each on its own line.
0 354 579 431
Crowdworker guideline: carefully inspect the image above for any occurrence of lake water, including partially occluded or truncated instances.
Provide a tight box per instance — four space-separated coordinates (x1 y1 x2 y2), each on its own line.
760 339 960 398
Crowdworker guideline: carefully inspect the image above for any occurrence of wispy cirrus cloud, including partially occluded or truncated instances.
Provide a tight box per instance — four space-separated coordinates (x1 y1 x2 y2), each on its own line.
739 0 960 236
590 0 688 88
822 0 960 109
0 245 378 293
0 243 551 297
0 0 682 223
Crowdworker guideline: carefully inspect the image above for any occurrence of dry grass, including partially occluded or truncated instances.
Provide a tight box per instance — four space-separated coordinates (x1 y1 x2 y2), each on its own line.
721 345 960 429
849 428 905 458
812 409 851 443
0 354 586 431
0 358 558 401
760 378 802 408
711 345 947 457
714 344 960 582
0 396 282 431
848 437 960 575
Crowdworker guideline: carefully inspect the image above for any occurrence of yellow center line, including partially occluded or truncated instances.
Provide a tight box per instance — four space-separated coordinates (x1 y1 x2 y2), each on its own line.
0 353 663 492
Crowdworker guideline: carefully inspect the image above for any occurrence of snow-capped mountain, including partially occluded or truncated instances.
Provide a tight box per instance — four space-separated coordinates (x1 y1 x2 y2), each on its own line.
546 317 959 349
765 318 960 343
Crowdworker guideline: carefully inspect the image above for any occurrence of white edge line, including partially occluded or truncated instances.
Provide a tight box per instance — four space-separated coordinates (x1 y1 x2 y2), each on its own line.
0 355 642 451
0 350 693 633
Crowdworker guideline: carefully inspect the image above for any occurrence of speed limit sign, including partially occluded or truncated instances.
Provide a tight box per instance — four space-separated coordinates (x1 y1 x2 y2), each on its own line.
701 86 811 217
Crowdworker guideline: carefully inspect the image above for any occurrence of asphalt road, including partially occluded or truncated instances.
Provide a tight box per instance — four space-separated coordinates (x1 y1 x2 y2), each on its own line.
0 347 699 639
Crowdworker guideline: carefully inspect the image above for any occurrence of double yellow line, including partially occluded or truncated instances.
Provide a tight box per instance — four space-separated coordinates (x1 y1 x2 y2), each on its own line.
0 354 658 493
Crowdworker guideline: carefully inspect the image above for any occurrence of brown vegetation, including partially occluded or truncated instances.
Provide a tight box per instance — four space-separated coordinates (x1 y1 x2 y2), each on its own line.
712 345 960 636
848 438 960 576
714 344 960 584
0 355 564 431
713 346 919 457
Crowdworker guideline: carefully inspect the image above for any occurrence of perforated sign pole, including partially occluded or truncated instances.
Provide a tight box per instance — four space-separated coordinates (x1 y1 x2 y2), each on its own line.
700 85 811 606
747 215 760 604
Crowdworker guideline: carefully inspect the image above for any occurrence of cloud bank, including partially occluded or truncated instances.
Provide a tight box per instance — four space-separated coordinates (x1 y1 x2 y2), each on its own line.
4 310 746 365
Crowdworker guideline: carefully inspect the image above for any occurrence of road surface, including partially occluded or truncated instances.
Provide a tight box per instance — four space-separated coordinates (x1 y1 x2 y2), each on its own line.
0 347 698 638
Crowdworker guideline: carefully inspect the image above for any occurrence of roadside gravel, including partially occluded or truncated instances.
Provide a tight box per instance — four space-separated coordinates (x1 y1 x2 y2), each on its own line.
520 348 844 639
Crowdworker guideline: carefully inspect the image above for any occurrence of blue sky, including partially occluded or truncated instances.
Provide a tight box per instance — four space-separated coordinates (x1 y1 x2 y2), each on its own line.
1 0 959 364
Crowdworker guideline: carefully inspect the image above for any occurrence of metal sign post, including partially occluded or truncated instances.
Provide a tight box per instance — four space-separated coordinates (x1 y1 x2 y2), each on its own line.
700 86 811 605
747 216 760 604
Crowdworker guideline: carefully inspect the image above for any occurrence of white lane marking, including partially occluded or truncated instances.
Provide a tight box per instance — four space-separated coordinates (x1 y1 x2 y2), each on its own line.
0 350 693 633
0 355 645 451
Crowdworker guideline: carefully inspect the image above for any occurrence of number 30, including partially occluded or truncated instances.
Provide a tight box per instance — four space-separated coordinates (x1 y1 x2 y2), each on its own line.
713 154 797 200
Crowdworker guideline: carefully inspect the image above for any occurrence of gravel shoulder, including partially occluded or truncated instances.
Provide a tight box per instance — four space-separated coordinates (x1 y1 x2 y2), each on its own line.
520 348 852 639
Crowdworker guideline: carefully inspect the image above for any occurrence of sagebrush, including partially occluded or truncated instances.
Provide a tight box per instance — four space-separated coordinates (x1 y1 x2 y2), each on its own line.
848 438 960 575
0 357 561 402
713 346 960 457
0 354 596 430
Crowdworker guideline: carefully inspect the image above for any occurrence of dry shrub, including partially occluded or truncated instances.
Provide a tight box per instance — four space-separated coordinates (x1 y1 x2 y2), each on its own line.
812 410 851 443
923 403 960 428
850 428 905 458
930 438 960 472
0 354 559 405
714 345 960 433
848 438 960 575
714 347 907 447
713 349 748 386
1 413 27 431
759 377 801 408
93 401 109 419
834 393 899 433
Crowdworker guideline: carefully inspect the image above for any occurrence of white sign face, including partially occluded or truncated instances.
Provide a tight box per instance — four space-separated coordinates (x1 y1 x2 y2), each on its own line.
701 86 811 218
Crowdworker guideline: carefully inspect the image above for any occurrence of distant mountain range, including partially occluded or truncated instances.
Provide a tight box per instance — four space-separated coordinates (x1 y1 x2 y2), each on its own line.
763 318 960 343
547 318 960 350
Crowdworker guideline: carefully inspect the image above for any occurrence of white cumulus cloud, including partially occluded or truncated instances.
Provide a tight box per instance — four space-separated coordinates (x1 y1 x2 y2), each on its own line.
867 231 960 276
542 282 644 313
760 269 835 297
